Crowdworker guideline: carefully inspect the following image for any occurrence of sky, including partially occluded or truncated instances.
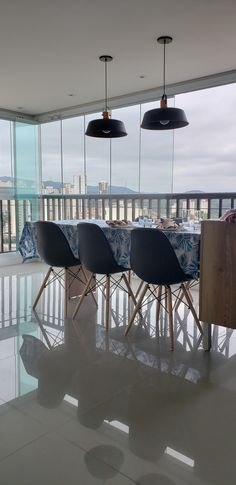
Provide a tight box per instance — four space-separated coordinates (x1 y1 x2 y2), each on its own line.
173 84 236 192
1 82 236 193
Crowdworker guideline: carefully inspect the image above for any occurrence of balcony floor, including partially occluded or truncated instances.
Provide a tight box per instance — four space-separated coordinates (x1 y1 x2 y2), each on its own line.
0 258 236 485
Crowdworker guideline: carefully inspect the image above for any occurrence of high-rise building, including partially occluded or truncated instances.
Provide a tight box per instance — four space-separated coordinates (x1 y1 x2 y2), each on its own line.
72 174 87 218
98 181 109 194
64 183 74 194
73 174 86 194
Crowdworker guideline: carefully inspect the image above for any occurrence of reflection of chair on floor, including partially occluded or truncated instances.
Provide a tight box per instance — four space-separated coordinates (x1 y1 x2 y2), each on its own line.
33 221 97 316
19 334 49 378
125 228 203 350
174 307 202 353
72 223 138 330
20 331 236 483
33 309 65 350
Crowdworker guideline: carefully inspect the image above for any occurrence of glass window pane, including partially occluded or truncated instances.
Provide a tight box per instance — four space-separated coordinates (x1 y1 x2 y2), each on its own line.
85 112 110 196
62 116 86 195
140 99 174 193
0 120 13 197
173 84 236 193
41 121 62 194
0 120 12 177
14 122 39 196
14 122 40 242
111 105 140 193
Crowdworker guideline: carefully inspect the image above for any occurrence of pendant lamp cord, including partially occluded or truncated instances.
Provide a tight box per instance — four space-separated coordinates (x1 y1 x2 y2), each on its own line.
163 38 166 99
104 58 108 112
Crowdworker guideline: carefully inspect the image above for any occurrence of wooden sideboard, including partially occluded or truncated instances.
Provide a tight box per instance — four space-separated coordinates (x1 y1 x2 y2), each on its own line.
199 220 236 328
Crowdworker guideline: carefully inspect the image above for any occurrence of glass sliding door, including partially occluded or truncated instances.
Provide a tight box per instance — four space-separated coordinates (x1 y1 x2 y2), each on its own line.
13 121 39 243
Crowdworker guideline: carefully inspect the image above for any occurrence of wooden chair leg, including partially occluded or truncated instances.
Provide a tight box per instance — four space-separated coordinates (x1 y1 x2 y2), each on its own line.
135 279 144 299
33 267 52 310
65 268 68 317
125 283 149 336
180 283 203 335
127 270 131 285
165 290 168 312
72 273 94 319
167 287 174 351
122 273 143 319
174 280 193 311
156 285 162 324
174 286 184 311
186 280 194 302
81 266 98 307
105 275 110 331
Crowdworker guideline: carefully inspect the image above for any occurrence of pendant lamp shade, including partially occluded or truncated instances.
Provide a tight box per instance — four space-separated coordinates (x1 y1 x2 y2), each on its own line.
141 36 189 130
85 56 127 138
85 115 127 138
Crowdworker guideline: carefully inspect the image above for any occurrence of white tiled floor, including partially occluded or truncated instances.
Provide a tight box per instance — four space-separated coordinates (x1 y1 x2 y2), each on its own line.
0 259 236 484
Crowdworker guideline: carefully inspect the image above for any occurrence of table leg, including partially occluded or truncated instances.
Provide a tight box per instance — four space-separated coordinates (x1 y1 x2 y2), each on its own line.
202 321 211 351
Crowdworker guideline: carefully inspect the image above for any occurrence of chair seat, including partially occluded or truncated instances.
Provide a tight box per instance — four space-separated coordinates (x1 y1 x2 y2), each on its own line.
143 273 193 287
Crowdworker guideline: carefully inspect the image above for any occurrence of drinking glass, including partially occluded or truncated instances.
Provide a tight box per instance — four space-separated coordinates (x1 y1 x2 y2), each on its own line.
193 210 201 231
137 209 144 226
144 209 153 227
182 209 191 227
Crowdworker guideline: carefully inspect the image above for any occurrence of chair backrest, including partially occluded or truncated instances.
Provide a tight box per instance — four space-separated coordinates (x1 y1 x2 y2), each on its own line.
36 221 80 267
77 223 122 274
130 228 189 285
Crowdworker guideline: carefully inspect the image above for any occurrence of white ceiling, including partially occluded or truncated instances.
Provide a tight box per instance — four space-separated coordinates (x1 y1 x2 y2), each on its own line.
1 0 236 117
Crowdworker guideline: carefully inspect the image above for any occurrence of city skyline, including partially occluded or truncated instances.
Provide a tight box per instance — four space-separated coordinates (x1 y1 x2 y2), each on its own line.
0 174 208 196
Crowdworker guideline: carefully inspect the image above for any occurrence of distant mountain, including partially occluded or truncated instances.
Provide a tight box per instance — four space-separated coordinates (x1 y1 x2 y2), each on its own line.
42 180 63 190
184 190 205 194
0 176 13 182
87 185 137 195
110 185 137 195
0 175 32 188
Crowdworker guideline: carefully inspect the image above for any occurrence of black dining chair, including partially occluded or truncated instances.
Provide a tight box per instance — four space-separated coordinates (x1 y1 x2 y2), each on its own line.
72 223 139 330
125 228 203 350
33 221 97 316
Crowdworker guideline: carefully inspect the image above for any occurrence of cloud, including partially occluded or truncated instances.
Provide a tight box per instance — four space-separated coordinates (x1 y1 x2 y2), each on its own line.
173 84 236 191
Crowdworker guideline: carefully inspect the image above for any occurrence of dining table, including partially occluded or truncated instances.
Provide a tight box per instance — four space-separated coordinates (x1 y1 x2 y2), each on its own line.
18 219 201 279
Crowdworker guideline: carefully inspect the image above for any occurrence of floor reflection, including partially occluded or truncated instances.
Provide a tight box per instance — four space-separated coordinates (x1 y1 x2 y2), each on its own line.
19 309 236 484
1 265 236 484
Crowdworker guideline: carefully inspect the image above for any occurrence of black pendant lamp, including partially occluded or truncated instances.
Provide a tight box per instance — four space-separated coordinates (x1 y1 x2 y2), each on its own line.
141 36 189 130
85 55 127 138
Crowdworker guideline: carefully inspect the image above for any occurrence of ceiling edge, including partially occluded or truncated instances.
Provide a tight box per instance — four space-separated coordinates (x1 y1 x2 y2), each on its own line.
1 69 236 124
35 69 236 124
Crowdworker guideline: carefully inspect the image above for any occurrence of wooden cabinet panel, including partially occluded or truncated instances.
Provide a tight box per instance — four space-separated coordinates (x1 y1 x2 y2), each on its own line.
199 220 236 328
